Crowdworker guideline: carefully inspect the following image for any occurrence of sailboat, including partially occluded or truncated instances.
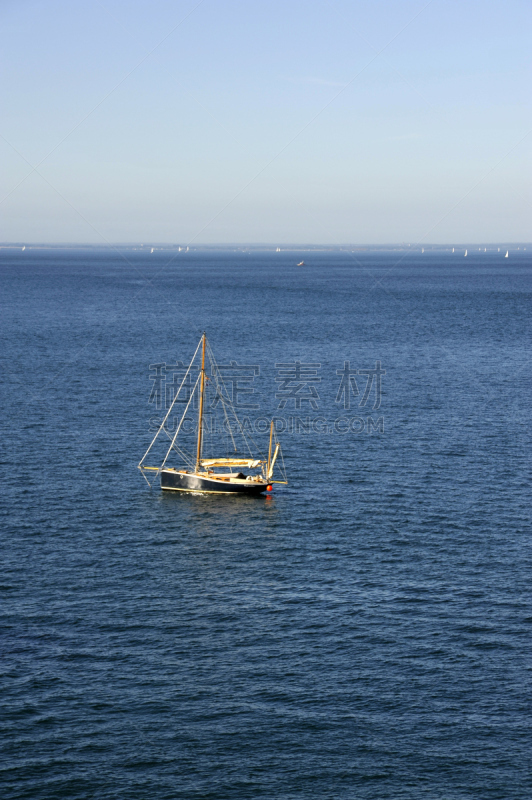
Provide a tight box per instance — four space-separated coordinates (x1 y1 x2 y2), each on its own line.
464 249 468 257
297 261 305 266
139 334 287 495
276 247 281 252
421 247 424 253
505 250 509 258
452 247 455 253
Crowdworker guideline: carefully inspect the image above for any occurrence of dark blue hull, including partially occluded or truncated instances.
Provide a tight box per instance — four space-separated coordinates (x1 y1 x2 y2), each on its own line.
160 469 269 495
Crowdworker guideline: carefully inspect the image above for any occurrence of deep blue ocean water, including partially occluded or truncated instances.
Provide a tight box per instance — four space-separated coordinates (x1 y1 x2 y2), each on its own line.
1 248 530 799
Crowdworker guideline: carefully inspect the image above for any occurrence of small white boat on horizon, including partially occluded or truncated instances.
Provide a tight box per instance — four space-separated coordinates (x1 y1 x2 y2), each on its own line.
505 250 509 258
464 249 468 257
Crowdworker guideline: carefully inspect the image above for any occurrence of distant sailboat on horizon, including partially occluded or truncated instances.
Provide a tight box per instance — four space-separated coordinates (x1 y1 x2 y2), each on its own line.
464 249 468 257
452 247 455 253
421 247 424 253
505 250 509 258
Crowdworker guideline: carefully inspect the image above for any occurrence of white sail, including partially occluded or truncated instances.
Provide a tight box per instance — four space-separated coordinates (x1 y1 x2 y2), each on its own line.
464 249 467 256
267 443 280 480
505 250 509 258
201 458 262 469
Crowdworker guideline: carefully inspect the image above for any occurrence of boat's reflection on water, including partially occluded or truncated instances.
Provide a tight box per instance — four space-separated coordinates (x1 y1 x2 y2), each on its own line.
158 488 280 535
161 489 276 509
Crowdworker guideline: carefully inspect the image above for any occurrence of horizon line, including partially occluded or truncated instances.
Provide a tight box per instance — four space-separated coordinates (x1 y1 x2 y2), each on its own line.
1 242 530 249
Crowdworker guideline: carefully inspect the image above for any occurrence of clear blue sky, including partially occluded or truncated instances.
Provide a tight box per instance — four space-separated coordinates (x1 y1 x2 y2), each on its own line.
1 0 530 243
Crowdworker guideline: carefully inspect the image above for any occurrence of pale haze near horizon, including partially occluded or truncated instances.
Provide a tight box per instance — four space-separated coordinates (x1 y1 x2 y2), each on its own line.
1 0 530 245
